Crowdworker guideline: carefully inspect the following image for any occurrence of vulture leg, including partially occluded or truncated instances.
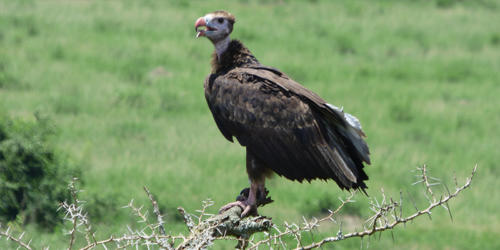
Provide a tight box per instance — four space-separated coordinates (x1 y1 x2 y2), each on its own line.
219 150 270 217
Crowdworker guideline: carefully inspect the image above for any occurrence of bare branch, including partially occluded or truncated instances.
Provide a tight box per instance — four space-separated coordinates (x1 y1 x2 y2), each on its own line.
177 205 273 249
294 165 477 249
144 186 166 236
1 165 477 250
0 226 33 250
178 207 195 232
68 178 79 250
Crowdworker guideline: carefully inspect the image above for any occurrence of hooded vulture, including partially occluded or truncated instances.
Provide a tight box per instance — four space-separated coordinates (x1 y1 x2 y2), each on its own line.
195 11 370 217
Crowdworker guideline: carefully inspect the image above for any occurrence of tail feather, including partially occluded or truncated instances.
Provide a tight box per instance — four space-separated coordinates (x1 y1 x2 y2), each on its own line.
325 103 370 164
319 103 371 191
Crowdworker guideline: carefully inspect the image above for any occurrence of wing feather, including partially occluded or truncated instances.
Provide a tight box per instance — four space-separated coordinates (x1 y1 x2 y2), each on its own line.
204 66 369 190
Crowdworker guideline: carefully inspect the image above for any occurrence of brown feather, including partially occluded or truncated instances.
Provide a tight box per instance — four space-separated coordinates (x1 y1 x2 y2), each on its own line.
211 10 236 24
210 40 258 73
204 38 370 191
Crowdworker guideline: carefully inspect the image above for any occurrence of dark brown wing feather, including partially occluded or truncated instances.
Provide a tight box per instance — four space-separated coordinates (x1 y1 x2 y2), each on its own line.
204 66 369 190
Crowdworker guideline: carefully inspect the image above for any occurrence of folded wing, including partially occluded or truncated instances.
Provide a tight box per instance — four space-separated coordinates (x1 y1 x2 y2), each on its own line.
204 66 370 190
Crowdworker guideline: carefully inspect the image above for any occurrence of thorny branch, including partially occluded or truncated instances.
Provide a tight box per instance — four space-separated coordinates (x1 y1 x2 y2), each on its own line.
58 178 97 249
144 186 167 236
0 165 477 249
0 227 32 250
247 165 477 249
295 165 476 249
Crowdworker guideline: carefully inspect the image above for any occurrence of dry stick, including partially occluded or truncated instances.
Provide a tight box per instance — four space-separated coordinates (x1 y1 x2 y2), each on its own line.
443 183 454 222
178 205 273 250
0 227 32 250
421 164 435 198
178 207 195 232
248 192 355 250
4 165 477 250
68 178 79 250
297 165 477 250
127 199 156 233
82 211 97 248
144 186 166 235
79 234 180 250
78 191 181 249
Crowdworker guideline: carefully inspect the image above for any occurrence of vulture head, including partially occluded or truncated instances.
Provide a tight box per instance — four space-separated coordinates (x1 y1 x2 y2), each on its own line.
195 11 236 44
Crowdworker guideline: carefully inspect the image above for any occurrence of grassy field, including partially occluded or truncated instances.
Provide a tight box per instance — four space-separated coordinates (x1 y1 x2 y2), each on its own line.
1 0 499 249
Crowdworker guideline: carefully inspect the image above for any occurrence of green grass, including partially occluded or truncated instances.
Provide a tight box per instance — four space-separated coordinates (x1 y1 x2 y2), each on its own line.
1 0 499 249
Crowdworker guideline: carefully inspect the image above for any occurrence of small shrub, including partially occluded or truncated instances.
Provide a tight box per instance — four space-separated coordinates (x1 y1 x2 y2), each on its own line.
0 111 80 230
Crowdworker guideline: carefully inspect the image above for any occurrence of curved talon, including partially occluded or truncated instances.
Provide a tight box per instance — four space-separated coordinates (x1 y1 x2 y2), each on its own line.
219 201 246 214
219 200 257 217
241 204 255 217
220 186 273 217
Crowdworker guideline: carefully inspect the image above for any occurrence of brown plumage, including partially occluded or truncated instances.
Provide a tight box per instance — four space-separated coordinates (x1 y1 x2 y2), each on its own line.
210 40 257 73
195 11 370 216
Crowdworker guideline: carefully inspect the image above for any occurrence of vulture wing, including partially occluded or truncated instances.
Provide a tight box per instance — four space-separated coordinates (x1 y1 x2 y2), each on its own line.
204 66 370 190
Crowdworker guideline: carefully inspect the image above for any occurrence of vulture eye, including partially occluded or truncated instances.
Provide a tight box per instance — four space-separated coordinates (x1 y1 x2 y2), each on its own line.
217 18 224 24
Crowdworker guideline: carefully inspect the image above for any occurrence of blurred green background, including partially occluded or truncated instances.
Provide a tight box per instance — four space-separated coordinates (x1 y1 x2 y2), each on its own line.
0 0 499 249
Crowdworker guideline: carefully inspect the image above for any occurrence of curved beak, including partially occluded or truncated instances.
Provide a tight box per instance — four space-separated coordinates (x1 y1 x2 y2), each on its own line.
195 17 206 38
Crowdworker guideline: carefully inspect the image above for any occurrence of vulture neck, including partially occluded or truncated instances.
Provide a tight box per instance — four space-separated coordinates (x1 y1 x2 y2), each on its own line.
211 39 260 74
214 36 231 60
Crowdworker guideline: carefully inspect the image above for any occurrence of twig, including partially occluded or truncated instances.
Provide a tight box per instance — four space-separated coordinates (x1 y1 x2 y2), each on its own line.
296 165 477 249
177 205 273 249
2 165 477 250
68 178 79 250
248 192 355 249
144 186 166 236
177 207 195 232
0 226 32 250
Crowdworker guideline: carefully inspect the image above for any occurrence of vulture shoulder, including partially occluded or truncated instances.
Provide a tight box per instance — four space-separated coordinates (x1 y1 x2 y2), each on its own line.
204 66 370 189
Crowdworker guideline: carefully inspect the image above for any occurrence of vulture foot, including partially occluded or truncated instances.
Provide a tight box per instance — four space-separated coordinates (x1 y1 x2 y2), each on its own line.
219 200 256 217
219 187 274 217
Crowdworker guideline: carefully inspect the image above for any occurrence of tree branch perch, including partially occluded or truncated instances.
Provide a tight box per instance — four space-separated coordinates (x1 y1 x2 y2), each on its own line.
0 165 477 249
